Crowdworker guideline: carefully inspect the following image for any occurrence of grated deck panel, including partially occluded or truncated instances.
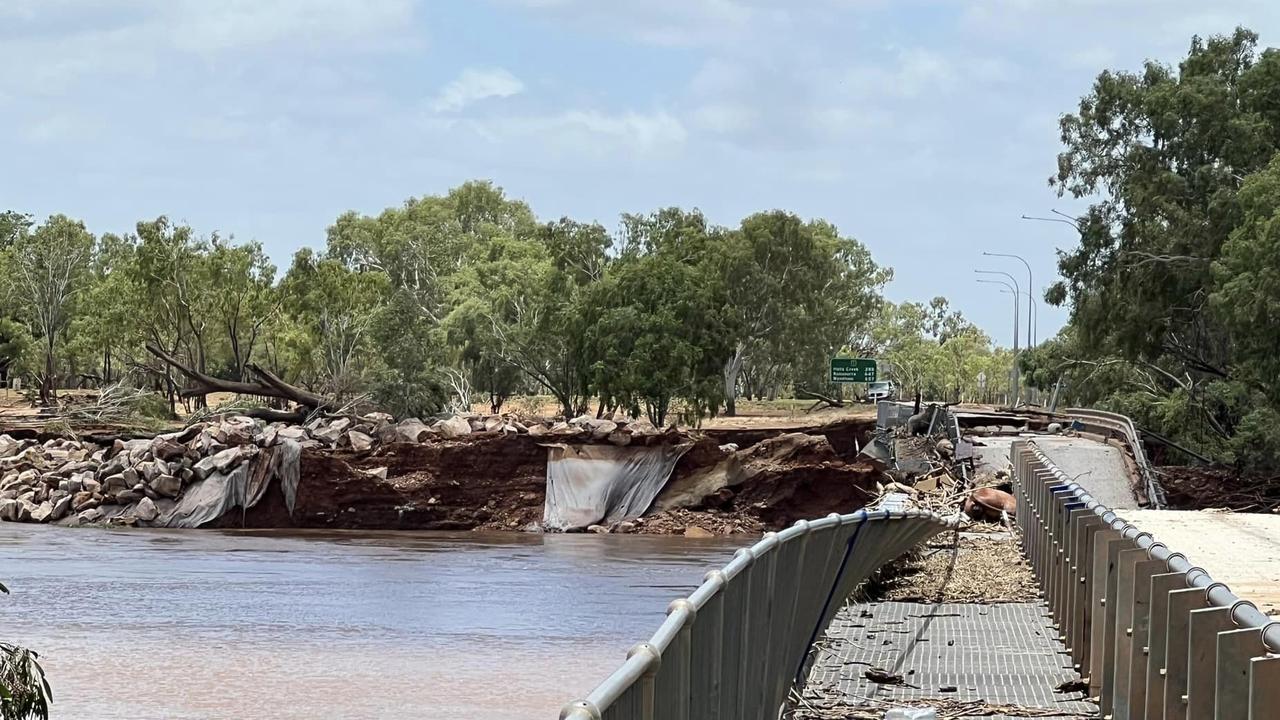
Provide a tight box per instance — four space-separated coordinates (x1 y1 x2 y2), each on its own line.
799 602 1097 719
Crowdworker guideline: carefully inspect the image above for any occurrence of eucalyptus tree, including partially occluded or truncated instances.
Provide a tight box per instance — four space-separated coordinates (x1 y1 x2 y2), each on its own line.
3 216 93 404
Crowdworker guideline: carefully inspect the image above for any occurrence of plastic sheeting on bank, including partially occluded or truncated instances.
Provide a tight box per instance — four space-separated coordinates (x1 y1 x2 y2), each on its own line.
542 443 692 531
158 440 302 528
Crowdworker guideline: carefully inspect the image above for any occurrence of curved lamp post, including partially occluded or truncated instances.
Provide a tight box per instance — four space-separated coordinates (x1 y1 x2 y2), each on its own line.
977 278 1020 407
982 251 1035 346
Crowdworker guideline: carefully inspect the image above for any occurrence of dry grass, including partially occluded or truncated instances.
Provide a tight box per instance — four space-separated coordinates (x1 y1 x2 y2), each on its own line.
472 395 878 429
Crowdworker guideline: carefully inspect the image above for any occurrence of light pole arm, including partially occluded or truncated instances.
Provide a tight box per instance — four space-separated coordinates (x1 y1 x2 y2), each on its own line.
983 252 1034 346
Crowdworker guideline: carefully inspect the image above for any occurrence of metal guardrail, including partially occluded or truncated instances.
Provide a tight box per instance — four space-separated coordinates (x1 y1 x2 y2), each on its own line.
1064 407 1167 508
559 509 958 720
1013 440 1280 719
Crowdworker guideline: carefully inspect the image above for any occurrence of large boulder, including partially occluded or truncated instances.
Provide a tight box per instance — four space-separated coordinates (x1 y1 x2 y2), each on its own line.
151 475 182 499
548 422 584 438
221 416 258 445
393 419 434 443
150 437 188 462
277 426 308 442
347 431 375 453
0 498 17 521
310 423 344 445
134 497 159 522
71 491 98 512
195 446 257 480
102 473 130 494
98 455 128 478
119 439 151 464
626 418 658 437
436 416 472 439
588 420 617 440
50 494 72 521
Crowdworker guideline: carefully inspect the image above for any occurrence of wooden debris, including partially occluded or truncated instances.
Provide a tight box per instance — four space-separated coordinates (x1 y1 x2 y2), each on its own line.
863 535 1039 604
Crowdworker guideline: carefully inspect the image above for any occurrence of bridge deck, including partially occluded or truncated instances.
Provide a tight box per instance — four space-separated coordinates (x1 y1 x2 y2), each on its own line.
1123 509 1280 613
798 601 1095 719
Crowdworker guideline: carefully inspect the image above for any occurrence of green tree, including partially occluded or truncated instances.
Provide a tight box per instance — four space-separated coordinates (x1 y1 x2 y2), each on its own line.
1047 27 1280 465
1 582 51 720
716 211 889 414
589 209 731 425
4 216 93 404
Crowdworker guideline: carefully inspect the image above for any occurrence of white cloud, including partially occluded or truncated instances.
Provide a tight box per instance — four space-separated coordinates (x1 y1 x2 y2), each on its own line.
0 0 419 95
496 0 771 47
448 109 688 160
431 67 526 113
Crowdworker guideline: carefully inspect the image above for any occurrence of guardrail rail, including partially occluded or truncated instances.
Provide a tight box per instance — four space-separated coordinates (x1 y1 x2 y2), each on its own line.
559 509 959 720
1013 439 1279 719
1064 407 1167 508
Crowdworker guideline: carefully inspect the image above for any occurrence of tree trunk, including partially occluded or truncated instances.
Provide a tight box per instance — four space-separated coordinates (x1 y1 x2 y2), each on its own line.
723 345 745 417
41 337 55 405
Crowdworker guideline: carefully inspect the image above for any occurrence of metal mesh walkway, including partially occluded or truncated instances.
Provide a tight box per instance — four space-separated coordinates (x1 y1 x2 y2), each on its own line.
798 601 1097 719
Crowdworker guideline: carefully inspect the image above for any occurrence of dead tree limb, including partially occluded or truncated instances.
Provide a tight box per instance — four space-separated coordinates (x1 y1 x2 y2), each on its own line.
146 344 336 412
797 389 844 408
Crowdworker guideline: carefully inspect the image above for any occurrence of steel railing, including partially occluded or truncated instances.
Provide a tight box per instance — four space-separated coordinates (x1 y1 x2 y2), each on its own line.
1064 407 1167 508
559 508 958 720
1012 440 1280 719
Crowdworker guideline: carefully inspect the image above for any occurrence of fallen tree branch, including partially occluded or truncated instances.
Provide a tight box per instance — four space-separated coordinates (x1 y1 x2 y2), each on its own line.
797 389 844 408
146 344 336 412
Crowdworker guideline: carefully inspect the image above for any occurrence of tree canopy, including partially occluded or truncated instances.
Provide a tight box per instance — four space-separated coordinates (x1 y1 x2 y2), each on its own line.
1 181 1012 425
1029 27 1280 469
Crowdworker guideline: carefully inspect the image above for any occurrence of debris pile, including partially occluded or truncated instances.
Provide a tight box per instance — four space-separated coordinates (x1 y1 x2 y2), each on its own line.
859 404 1019 523
867 534 1039 604
1157 465 1280 513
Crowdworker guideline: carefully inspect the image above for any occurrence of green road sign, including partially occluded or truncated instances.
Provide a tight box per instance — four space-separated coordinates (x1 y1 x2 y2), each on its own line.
831 357 876 383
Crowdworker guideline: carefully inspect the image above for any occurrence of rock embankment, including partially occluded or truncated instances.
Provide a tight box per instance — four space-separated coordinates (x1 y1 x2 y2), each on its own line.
0 411 682 528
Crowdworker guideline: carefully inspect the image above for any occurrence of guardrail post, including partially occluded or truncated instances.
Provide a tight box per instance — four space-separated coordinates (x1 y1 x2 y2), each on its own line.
1071 515 1103 671
693 581 724 720
1186 606 1233 718
1059 504 1087 644
1145 572 1186 720
1118 557 1163 720
1215 626 1264 719
1248 656 1280 719
1163 587 1209 720
1089 529 1123 699
1108 546 1145 717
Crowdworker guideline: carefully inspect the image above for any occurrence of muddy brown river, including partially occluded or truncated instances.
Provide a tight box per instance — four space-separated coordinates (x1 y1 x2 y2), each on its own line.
0 525 742 719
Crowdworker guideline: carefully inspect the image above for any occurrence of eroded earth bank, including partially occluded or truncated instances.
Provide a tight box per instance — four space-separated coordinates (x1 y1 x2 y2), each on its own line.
0 411 879 535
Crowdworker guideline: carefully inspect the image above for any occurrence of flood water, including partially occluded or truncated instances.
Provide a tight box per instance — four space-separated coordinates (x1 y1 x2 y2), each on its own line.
0 525 744 719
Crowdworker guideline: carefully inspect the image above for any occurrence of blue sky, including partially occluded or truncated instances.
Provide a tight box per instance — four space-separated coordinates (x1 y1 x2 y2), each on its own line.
4 0 1280 345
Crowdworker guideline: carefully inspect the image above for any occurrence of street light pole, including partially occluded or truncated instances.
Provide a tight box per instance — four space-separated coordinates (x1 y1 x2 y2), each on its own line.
975 268 1022 346
977 278 1020 407
982 252 1034 347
